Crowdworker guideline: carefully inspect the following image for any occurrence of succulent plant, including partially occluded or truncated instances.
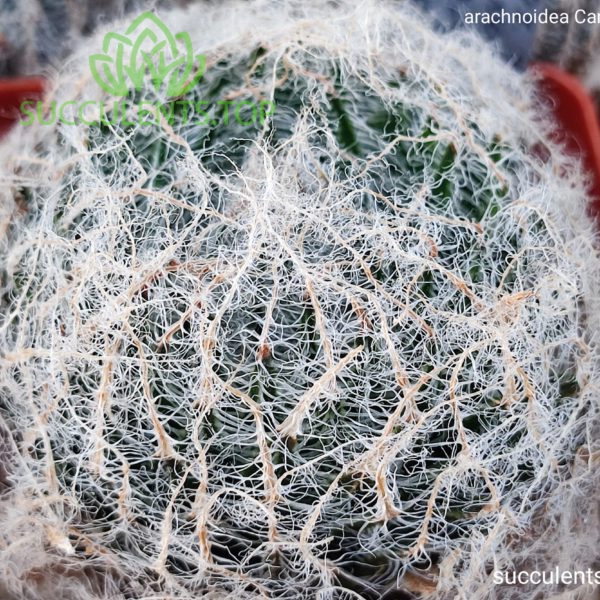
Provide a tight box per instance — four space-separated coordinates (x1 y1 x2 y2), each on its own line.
0 2 599 599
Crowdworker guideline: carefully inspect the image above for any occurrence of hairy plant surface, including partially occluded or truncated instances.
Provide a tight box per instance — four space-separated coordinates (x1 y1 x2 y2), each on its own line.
0 1 599 599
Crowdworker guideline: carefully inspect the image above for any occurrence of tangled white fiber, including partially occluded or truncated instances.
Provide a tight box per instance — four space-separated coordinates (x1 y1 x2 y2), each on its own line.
1 1 600 599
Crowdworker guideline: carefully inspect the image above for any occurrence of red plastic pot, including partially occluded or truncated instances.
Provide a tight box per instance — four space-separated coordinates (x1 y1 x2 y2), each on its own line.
531 62 600 223
0 77 45 138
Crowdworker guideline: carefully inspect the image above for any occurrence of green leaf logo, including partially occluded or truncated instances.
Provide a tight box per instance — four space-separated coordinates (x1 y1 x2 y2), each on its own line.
89 12 205 97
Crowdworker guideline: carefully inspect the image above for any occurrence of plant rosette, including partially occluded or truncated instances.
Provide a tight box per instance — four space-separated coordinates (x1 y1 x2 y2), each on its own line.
0 2 599 600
